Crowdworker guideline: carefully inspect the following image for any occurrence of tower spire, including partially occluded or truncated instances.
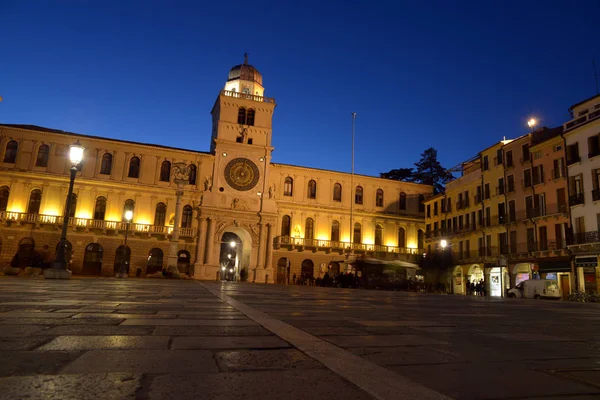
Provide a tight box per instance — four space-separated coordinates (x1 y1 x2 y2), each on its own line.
244 52 249 65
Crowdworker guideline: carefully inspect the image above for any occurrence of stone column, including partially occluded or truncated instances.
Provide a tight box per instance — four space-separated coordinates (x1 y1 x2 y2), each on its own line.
256 223 266 269
205 217 216 265
265 223 275 283
193 217 207 279
165 162 191 278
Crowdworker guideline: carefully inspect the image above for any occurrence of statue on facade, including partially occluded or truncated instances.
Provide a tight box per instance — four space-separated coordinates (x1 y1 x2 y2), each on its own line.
204 176 213 191
268 184 275 199
172 162 190 182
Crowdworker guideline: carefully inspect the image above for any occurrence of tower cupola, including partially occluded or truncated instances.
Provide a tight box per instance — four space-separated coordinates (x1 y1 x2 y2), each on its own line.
224 53 265 97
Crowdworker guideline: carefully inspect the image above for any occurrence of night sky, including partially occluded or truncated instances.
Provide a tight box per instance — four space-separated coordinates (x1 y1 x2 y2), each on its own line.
1 1 598 177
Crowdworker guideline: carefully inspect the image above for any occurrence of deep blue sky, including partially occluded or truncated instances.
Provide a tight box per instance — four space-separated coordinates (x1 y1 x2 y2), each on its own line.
1 1 599 177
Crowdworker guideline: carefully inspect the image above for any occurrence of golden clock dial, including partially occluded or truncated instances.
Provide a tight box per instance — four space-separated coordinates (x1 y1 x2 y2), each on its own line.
224 158 260 191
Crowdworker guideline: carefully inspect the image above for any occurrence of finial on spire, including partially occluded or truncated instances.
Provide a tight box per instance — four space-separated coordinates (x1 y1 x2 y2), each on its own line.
244 52 249 65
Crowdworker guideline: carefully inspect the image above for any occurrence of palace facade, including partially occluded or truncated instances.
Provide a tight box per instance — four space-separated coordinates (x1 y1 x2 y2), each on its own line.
0 58 431 282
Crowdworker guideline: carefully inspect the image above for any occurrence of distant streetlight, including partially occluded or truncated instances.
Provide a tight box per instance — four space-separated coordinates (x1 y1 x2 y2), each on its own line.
117 210 133 278
44 141 85 279
440 239 448 249
230 241 236 248
527 118 537 132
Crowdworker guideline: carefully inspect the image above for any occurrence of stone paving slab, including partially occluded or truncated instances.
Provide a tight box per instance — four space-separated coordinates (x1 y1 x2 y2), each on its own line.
0 325 50 337
0 351 82 377
0 372 141 400
146 370 373 400
325 334 448 348
0 317 124 325
172 335 290 350
38 324 154 336
215 349 325 371
60 349 219 374
0 311 76 318
120 318 258 326
151 325 273 336
37 335 170 350
0 336 53 351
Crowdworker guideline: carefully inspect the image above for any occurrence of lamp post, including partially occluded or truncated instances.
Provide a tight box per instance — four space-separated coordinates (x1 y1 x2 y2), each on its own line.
44 141 85 279
117 210 133 278
527 118 537 133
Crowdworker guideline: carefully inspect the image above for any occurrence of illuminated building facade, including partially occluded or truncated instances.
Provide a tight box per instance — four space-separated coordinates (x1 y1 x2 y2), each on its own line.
0 57 431 282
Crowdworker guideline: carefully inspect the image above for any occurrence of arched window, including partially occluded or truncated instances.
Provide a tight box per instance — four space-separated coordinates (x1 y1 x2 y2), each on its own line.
376 189 384 207
100 153 112 175
94 196 107 220
154 202 166 226
66 193 77 219
418 229 424 249
246 109 255 126
128 157 140 178
123 199 135 221
284 177 293 196
36 144 50 167
331 220 340 242
3 140 18 164
355 186 363 205
418 194 425 212
353 222 362 244
281 215 291 237
181 205 193 228
375 224 383 246
0 186 10 212
400 192 407 210
333 183 342 202
83 243 103 275
307 180 317 199
398 227 406 248
305 218 314 240
188 164 197 185
27 189 42 214
238 107 246 124
160 161 171 182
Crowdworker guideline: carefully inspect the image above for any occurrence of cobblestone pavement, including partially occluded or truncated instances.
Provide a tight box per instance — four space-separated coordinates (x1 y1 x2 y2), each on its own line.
1 278 600 400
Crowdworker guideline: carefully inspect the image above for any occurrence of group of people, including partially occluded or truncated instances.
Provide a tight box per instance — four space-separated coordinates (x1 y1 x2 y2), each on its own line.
466 279 486 296
291 271 360 288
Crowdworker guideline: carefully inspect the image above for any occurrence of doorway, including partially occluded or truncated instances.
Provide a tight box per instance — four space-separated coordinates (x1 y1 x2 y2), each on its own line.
560 274 570 300
147 248 163 275
277 257 288 284
82 243 103 275
177 250 190 275
219 232 242 281
114 245 131 275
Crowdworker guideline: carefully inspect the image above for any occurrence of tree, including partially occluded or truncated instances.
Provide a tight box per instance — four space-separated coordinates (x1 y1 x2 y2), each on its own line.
380 168 414 181
412 147 453 194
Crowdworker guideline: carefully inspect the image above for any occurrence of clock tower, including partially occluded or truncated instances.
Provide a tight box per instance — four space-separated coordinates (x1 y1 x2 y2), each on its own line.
208 54 276 201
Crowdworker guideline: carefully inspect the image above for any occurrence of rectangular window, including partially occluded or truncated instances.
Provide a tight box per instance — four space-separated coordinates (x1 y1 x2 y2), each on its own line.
441 219 446 233
471 211 476 230
465 213 470 229
539 226 548 251
441 198 446 213
498 202 506 223
485 207 491 227
506 150 513 167
527 228 536 252
478 210 483 227
427 204 431 218
522 144 530 162
476 186 482 204
483 155 489 171
575 216 585 236
484 183 490 199
555 224 563 249
496 149 503 166
447 218 452 232
478 237 485 256
526 195 534 218
534 193 546 216
434 221 439 236
553 158 565 179
509 200 516 222
465 240 470 258
447 197 452 212
464 191 469 207
458 215 463 230
497 177 505 195
499 232 508 254
458 241 463 259
486 235 492 256
566 143 580 165
592 169 600 201
588 135 600 158
557 188 566 212
532 165 544 185
507 175 515 192
510 230 517 254
453 216 458 232
457 193 463 210
523 169 532 187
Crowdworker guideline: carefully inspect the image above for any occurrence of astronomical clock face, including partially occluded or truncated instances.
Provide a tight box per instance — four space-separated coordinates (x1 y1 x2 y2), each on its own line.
224 157 260 191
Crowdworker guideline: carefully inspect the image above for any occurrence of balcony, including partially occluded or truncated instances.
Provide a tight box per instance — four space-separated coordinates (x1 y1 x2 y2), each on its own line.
564 107 600 132
569 193 585 206
273 236 422 256
0 212 196 238
589 148 600 159
571 230 600 245
221 89 275 104
593 189 600 202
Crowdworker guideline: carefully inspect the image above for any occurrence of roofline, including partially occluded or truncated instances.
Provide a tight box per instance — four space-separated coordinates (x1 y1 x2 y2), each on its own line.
0 124 212 156
568 93 600 112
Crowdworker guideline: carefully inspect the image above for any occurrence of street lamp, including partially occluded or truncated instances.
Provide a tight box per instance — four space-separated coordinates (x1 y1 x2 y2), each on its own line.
117 210 133 278
440 239 448 249
44 141 85 279
527 118 537 132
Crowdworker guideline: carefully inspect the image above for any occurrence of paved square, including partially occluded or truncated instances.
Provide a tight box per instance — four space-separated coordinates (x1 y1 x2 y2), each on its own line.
1 277 600 399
